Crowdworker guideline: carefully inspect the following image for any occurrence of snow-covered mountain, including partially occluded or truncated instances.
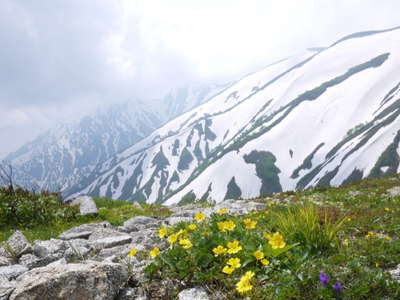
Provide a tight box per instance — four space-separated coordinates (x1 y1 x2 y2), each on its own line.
68 26 400 204
5 84 226 192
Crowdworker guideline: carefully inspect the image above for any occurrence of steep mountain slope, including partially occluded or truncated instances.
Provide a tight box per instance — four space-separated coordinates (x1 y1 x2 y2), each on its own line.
69 27 400 204
6 84 226 192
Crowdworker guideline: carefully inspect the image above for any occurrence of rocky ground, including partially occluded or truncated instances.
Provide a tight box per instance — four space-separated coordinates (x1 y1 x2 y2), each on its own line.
0 199 266 300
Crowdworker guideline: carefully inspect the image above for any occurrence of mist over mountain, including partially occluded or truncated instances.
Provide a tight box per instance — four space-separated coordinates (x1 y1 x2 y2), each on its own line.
65 27 400 204
5 83 227 192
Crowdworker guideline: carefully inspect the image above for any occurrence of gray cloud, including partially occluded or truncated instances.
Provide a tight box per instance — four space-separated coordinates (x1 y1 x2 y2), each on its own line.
0 0 399 157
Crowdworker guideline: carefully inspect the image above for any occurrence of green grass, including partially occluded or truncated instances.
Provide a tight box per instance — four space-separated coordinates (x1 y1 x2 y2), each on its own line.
2 174 400 299
0 198 171 243
142 174 400 299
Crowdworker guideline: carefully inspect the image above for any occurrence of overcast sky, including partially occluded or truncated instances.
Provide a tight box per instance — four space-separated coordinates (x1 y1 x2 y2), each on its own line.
1 0 399 157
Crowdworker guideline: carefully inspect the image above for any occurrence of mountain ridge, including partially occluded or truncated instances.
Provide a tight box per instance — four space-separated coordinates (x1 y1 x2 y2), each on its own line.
67 27 400 204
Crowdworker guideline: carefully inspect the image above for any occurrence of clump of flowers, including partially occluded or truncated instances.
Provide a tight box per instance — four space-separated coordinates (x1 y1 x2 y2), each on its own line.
145 208 295 297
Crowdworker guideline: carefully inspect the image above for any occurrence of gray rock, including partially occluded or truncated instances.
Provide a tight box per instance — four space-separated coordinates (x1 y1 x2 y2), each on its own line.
10 262 128 300
387 186 400 197
59 222 111 240
59 230 92 240
123 216 159 232
163 216 193 226
0 254 11 267
66 239 90 249
88 228 126 241
0 276 16 300
33 239 66 258
2 232 32 259
66 195 98 215
93 244 130 261
18 254 41 270
64 247 91 263
178 288 209 300
63 238 91 262
46 258 67 268
0 265 28 280
90 235 132 250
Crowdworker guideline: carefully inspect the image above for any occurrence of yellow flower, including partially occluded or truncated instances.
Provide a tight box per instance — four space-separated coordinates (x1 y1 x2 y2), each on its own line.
227 257 241 269
222 266 235 274
346 217 352 222
243 218 257 230
188 224 197 230
179 238 193 249
268 232 286 249
261 258 270 266
253 250 264 260
384 207 391 212
149 247 160 258
217 208 228 215
236 271 255 294
217 221 236 232
195 212 206 222
158 227 169 239
168 233 178 245
263 232 272 240
343 238 349 247
128 248 137 257
212 245 228 256
227 240 242 254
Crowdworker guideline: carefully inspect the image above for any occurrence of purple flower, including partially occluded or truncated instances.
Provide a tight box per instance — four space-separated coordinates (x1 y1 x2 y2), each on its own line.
319 273 329 285
333 282 342 292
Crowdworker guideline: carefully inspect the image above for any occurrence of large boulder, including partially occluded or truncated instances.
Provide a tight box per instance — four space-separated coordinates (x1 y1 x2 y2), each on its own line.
9 262 128 300
59 222 111 240
65 196 98 216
